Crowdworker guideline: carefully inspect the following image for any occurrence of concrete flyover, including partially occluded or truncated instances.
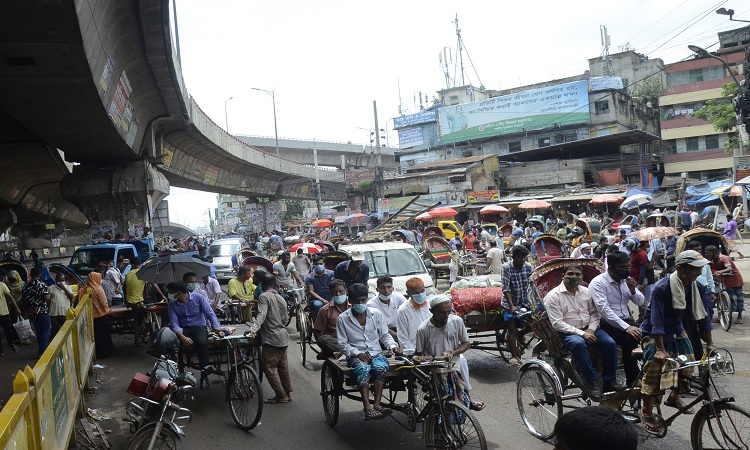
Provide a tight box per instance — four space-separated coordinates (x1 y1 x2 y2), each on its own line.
0 0 347 234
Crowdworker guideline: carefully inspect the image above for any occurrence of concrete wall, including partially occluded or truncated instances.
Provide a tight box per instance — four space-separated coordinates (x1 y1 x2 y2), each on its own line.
501 159 585 189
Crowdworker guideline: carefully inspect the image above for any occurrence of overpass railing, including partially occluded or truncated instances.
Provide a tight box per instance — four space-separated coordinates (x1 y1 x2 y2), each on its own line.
0 295 95 449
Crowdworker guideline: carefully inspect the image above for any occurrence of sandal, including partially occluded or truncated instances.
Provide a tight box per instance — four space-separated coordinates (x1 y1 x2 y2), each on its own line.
364 408 385 421
641 411 662 434
265 396 290 404
374 406 392 416
470 401 486 411
736 318 744 324
508 358 521 366
664 398 694 415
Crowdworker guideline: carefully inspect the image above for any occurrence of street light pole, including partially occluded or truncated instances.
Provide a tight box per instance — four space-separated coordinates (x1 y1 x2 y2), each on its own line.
251 87 280 159
224 96 234 132
313 140 323 218
688 44 748 216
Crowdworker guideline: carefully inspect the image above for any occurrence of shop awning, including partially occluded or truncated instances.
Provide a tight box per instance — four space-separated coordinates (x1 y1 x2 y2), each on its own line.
550 193 595 203
383 188 402 197
403 184 429 195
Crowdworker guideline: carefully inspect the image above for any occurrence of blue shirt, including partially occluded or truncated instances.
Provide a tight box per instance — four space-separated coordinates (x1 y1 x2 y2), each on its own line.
304 270 334 301
168 292 221 334
640 277 712 343
333 261 370 289
665 235 677 256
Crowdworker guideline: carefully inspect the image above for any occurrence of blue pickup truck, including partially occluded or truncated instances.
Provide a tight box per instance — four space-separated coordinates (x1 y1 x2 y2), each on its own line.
68 242 150 279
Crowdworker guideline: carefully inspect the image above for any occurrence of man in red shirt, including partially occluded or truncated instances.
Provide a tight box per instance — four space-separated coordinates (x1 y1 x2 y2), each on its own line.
629 240 650 287
462 231 476 251
706 245 744 324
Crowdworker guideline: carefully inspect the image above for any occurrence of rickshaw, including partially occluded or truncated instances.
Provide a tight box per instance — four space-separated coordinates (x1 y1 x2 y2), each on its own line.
322 250 348 271
422 226 443 241
574 218 601 242
530 234 565 265
423 236 453 285
664 210 682 229
0 259 29 284
499 223 516 245
610 210 625 226
391 229 418 246
645 213 671 228
523 218 545 234
617 214 640 229
693 205 721 229
560 213 578 226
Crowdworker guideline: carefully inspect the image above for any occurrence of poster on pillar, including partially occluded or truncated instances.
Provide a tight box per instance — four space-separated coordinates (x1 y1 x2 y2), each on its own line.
735 156 750 182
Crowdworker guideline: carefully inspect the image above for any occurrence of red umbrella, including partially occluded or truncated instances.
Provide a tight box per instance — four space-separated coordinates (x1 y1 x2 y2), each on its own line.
312 219 334 228
517 200 552 209
289 242 323 254
590 194 624 205
479 204 510 215
428 206 459 218
415 212 433 221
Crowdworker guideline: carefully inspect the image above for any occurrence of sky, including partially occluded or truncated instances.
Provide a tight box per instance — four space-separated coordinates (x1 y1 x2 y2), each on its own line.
165 0 749 228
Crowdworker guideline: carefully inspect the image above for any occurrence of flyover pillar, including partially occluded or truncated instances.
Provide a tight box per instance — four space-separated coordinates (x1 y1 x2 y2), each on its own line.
61 160 169 238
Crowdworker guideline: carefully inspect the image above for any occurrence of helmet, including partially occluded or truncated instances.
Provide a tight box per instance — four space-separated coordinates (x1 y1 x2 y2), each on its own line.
572 226 584 236
152 326 180 357
512 229 523 237
623 237 640 252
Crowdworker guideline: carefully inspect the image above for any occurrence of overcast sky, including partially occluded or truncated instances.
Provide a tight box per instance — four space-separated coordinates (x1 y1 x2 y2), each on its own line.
166 0 748 228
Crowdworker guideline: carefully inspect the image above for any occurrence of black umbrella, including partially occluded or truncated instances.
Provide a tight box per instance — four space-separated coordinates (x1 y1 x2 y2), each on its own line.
136 254 212 284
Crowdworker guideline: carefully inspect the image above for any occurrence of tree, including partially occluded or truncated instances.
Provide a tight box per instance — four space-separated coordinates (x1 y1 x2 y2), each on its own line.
692 83 740 149
632 76 665 105
283 199 304 220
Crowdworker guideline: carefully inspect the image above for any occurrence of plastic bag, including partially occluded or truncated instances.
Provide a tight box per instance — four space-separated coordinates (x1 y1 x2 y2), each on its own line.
13 318 36 341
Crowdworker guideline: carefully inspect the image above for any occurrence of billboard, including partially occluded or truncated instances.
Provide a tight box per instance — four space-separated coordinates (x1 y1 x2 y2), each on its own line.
394 110 437 129
398 127 424 149
438 80 590 144
468 190 499 203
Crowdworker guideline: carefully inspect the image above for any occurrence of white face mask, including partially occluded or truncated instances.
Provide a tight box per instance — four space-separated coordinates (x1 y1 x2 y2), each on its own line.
378 293 391 303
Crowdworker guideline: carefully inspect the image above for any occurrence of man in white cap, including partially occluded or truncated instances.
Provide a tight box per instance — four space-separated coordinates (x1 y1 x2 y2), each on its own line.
569 242 592 258
333 250 370 290
639 250 714 433
414 294 485 411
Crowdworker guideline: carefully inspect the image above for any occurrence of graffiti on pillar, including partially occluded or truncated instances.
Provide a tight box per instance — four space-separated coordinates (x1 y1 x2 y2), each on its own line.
107 71 138 144
161 148 174 169
99 53 116 92
193 159 205 179
203 165 220 186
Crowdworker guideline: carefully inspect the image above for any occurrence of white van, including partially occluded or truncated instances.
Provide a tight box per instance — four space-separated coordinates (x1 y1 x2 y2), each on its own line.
338 242 436 297
208 238 245 280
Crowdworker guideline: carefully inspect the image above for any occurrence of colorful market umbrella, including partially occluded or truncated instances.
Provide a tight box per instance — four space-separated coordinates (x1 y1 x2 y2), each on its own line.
710 185 742 197
590 194 624 204
415 212 433 221
345 213 369 225
479 204 510 215
289 242 323 254
621 194 651 210
517 199 552 209
312 218 334 228
629 226 680 241
428 206 459 218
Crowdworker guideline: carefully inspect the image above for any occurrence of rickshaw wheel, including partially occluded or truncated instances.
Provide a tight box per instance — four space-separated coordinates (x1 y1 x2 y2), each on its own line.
321 361 340 427
517 367 562 441
298 312 309 366
718 290 733 332
496 329 512 362
227 364 263 430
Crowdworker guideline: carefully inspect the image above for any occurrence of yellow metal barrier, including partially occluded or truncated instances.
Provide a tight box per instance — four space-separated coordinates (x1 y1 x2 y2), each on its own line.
0 295 95 449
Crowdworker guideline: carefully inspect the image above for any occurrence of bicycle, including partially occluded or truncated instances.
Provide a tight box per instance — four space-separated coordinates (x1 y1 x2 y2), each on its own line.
713 274 733 332
294 292 319 366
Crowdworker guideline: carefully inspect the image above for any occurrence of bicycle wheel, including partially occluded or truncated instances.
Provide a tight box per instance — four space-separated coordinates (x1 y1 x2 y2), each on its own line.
250 345 263 383
298 310 308 366
227 364 263 430
321 361 340 427
517 367 562 441
718 290 733 332
424 400 487 450
496 329 512 362
690 402 750 449
127 423 182 450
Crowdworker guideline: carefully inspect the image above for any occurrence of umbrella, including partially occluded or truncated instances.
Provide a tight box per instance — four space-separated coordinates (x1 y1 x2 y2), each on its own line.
415 212 433 221
590 194 624 204
345 213 369 225
289 242 323 254
136 254 212 284
312 219 334 228
428 206 459 218
517 200 552 209
630 226 680 241
479 204 510 215
621 194 651 209
710 185 742 197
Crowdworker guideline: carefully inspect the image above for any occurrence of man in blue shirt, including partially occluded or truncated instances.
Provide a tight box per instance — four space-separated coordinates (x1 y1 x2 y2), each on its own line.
167 281 222 390
305 253 334 320
334 250 370 290
679 207 692 232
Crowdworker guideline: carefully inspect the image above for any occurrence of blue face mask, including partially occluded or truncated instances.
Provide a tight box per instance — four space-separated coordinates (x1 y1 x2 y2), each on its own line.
314 264 325 274
168 293 177 302
332 294 347 305
411 293 427 305
352 303 368 314
186 283 196 292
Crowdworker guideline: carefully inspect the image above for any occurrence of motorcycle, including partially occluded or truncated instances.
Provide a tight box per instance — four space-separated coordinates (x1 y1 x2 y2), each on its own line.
124 329 197 450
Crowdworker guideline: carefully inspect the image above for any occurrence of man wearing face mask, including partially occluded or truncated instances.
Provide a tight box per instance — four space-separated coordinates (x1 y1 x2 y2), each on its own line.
166 281 222 390
313 278 349 357
544 266 623 397
589 251 645 387
367 275 406 341
397 277 431 353
305 253 334 321
334 250 369 290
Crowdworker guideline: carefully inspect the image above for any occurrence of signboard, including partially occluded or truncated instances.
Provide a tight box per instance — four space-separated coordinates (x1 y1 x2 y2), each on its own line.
468 190 499 203
735 156 750 182
589 76 624 91
398 127 424 149
45 223 55 230
438 80 590 144
393 110 437 129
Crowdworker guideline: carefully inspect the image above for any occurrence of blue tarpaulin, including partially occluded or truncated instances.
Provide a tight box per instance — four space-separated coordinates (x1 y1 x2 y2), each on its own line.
624 188 655 198
685 180 731 206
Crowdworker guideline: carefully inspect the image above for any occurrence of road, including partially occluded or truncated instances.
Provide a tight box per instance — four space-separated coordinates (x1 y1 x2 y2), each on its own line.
85 315 750 450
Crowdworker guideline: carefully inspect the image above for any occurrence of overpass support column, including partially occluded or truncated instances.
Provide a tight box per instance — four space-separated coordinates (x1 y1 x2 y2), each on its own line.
61 160 169 237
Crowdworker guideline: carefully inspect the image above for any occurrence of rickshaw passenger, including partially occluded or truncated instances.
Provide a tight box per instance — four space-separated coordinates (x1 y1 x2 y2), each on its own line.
367 275 405 341
336 283 401 421
305 254 335 321
501 245 534 366
313 279 348 357
544 265 623 397
706 245 744 324
398 278 431 353
589 251 645 386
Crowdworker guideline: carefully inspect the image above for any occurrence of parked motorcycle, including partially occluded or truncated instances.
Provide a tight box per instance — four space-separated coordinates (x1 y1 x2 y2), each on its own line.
124 328 196 450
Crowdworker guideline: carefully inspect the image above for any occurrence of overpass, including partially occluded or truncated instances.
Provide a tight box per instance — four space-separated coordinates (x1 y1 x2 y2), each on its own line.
0 0 350 238
236 135 398 168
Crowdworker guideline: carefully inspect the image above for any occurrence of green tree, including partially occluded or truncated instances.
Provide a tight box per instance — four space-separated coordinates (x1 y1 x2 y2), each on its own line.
283 199 304 220
632 76 665 104
692 83 740 149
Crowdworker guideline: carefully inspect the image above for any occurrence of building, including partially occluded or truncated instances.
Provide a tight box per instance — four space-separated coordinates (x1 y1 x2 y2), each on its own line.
660 25 749 180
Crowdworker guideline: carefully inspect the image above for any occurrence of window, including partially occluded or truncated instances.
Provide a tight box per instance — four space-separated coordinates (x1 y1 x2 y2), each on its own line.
686 137 700 151
538 137 551 147
689 69 704 83
508 141 522 153
662 139 677 154
595 100 609 114
621 78 629 88
564 133 577 142
705 134 719 149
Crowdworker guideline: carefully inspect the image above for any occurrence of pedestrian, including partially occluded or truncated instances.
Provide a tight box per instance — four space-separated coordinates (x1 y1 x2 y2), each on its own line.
291 248 311 276
680 207 692 232
706 245 744 324
80 272 115 359
722 214 745 259
22 267 51 357
48 273 74 338
0 270 21 354
246 273 292 404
